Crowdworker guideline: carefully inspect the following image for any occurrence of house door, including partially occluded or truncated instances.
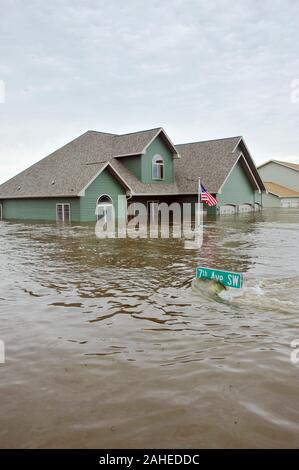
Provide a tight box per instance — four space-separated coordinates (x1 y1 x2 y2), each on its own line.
96 195 114 222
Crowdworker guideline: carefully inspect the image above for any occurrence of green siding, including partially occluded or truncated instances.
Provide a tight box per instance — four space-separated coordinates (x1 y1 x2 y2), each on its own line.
1 169 126 222
120 155 141 180
255 191 263 206
141 135 174 184
2 198 80 221
258 162 299 192
80 167 126 222
216 161 256 207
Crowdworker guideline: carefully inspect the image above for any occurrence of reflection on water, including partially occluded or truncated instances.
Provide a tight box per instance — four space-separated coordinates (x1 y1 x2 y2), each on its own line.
0 209 299 448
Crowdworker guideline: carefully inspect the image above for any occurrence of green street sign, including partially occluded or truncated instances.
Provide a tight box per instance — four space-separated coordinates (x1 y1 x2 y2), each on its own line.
196 266 243 289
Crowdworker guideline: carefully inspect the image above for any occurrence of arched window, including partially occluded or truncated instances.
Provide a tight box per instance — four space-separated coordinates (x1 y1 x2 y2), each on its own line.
152 155 164 180
98 195 112 204
96 195 114 222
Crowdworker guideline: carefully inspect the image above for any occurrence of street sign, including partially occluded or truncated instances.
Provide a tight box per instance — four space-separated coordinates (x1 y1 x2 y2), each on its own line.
195 266 243 289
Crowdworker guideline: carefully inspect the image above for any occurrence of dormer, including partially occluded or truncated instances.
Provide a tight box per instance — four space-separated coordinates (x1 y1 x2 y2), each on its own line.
113 128 180 184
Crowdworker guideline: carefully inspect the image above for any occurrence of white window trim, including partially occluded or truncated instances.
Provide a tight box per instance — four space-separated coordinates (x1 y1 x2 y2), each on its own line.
152 155 165 181
56 203 71 222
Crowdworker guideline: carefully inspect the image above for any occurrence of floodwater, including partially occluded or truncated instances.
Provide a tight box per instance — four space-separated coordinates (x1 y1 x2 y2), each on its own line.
0 209 299 449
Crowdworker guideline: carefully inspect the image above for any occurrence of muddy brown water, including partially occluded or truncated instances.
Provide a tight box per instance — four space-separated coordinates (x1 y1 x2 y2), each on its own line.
0 209 299 449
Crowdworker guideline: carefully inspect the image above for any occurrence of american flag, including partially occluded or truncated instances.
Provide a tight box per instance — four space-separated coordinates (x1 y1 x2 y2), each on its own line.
200 183 218 207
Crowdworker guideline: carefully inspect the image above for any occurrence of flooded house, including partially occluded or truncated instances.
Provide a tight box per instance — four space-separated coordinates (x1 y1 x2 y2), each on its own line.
0 127 265 222
258 160 299 208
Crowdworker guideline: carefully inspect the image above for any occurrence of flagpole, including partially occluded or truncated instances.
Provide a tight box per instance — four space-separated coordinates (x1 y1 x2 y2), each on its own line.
198 177 201 228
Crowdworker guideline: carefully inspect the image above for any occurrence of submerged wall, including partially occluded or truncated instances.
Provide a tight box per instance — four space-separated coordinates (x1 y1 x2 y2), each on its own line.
1 197 80 221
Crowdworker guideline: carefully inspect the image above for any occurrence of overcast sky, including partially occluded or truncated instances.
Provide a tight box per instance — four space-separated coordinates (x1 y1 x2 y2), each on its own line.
1 0 299 184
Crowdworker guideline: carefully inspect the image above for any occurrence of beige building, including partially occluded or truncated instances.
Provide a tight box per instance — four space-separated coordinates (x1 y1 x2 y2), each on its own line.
258 160 299 208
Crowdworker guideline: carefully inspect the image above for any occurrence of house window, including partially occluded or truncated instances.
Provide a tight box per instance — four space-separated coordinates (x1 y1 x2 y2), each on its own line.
56 203 71 222
152 155 164 180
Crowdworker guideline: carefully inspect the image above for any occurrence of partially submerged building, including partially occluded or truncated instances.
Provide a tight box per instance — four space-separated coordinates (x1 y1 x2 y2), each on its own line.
0 127 265 222
258 160 299 208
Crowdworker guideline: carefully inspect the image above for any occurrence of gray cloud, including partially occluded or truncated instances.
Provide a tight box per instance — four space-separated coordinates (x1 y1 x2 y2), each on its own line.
1 0 299 183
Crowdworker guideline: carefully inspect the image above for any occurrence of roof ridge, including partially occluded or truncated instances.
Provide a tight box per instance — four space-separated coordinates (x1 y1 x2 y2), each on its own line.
175 136 242 146
258 159 299 170
274 159 299 166
87 130 117 136
116 127 162 138
274 159 299 163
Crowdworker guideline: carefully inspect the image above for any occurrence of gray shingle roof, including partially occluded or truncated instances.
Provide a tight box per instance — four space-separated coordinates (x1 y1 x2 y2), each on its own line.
0 128 167 198
112 128 162 156
0 129 264 199
175 136 265 193
0 131 114 198
174 137 241 194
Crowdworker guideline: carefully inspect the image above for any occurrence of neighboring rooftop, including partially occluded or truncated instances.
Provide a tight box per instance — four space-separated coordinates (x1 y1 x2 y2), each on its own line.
264 181 299 198
258 159 299 172
274 160 299 171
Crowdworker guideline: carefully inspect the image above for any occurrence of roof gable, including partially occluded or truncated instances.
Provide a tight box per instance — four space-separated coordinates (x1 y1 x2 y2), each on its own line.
223 138 266 192
113 127 179 158
174 136 265 194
